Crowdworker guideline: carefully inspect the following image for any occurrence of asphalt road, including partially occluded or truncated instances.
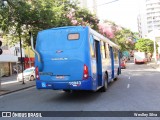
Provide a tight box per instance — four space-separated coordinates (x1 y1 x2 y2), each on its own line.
0 60 160 120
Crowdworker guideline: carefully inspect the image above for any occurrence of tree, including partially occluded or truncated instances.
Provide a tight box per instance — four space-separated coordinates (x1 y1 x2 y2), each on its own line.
67 7 99 30
0 0 99 47
98 20 138 52
135 38 158 54
113 29 135 51
98 20 118 39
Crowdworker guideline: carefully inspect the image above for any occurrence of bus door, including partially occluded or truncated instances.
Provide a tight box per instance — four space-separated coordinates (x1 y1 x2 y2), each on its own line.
95 40 103 86
110 47 114 79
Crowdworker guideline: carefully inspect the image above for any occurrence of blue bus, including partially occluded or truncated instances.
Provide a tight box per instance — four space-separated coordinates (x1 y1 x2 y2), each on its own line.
31 26 121 92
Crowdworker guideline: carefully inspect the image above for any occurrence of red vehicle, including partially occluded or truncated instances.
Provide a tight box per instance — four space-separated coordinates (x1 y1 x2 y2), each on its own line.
121 60 126 69
134 52 147 64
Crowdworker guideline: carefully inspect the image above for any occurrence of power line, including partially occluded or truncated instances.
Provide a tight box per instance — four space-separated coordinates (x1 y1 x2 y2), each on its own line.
97 0 119 7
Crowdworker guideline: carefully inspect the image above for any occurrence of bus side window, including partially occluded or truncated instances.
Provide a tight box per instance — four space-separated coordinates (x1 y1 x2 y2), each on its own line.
100 41 105 59
104 43 109 58
89 35 95 58
113 48 118 63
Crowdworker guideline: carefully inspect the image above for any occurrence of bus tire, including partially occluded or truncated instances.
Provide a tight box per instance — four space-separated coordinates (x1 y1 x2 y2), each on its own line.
100 72 108 92
114 68 120 81
117 68 120 75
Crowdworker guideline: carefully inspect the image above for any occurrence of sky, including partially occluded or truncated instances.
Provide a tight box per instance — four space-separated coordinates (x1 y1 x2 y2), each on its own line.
94 0 145 32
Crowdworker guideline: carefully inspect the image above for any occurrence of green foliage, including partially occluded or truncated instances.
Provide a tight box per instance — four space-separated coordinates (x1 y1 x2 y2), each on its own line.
113 28 136 52
0 0 99 47
74 8 99 30
135 38 158 54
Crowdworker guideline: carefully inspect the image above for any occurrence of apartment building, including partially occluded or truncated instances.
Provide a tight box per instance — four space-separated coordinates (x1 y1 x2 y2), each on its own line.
137 13 148 38
138 0 160 38
146 0 160 33
138 0 160 56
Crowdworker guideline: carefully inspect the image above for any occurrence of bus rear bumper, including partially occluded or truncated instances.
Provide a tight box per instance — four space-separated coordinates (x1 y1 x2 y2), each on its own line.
36 77 95 91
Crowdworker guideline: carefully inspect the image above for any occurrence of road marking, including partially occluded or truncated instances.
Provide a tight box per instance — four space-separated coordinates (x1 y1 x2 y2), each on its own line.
127 84 130 88
128 76 130 79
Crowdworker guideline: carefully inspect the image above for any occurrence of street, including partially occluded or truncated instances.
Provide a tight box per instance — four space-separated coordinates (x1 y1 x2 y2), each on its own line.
0 61 160 119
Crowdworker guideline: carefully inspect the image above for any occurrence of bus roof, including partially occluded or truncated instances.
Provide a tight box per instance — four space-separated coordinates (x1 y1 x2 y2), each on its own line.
37 26 120 50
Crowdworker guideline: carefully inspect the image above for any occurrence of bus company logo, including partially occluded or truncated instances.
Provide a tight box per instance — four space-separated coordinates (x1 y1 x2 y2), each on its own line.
2 112 11 117
51 58 68 60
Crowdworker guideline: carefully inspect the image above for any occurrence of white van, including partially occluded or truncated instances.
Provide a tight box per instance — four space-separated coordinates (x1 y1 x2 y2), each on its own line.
134 52 147 64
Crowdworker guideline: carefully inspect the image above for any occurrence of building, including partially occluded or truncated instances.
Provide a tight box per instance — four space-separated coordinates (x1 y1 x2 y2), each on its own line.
78 0 97 14
0 38 35 77
137 13 148 38
138 0 160 38
137 0 160 58
146 0 160 33
0 37 25 76
24 46 35 69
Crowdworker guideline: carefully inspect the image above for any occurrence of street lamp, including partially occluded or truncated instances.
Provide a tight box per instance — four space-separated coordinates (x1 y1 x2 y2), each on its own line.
1 0 25 84
152 16 157 63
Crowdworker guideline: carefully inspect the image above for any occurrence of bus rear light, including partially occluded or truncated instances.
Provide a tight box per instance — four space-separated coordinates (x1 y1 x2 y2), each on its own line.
35 66 40 80
83 64 89 80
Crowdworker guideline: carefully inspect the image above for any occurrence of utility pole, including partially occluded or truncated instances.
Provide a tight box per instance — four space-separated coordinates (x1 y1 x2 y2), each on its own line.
152 16 157 63
19 33 25 84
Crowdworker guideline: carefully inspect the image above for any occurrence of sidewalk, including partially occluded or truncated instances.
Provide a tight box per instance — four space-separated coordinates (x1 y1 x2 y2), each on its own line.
147 59 160 71
0 76 35 96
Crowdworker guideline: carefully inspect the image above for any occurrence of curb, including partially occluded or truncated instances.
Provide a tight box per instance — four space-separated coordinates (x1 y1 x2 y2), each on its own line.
0 85 36 96
150 65 160 71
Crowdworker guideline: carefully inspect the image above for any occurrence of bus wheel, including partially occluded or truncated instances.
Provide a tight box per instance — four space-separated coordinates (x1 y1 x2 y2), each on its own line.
117 68 120 75
115 68 120 80
100 73 108 92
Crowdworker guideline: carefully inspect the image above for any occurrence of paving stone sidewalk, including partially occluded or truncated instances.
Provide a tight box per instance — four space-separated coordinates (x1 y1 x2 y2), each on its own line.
0 75 35 96
147 60 160 71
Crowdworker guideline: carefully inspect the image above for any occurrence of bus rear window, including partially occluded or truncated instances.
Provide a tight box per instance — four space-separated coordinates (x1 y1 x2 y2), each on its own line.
68 33 79 40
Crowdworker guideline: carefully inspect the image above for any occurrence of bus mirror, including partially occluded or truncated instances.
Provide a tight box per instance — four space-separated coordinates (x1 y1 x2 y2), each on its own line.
29 31 41 62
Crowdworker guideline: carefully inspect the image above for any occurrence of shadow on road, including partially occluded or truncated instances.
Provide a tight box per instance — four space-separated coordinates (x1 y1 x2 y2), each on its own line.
47 78 120 103
49 90 103 103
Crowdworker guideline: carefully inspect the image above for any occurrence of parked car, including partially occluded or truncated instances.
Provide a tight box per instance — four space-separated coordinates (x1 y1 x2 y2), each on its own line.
17 67 35 82
121 60 126 69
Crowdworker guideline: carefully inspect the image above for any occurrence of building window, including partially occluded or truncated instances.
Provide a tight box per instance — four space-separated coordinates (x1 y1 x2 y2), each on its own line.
89 35 95 58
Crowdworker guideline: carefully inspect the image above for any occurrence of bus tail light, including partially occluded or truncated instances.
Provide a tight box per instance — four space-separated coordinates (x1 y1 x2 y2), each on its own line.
35 66 40 80
83 64 89 80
